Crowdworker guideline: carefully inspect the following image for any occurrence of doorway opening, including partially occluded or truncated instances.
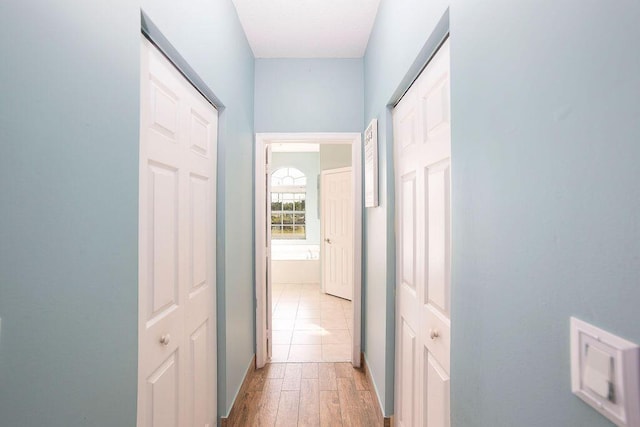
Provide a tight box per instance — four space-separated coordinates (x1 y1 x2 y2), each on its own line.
255 133 362 368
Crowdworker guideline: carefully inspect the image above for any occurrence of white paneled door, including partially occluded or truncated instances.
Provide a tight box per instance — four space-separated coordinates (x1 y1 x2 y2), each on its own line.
138 36 217 427
321 167 354 301
393 39 451 427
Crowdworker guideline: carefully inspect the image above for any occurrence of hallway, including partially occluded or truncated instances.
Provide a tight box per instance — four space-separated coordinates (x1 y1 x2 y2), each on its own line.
226 362 383 426
3 1 639 426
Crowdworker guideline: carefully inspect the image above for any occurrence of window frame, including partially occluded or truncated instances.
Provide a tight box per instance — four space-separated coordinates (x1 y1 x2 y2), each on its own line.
270 169 307 240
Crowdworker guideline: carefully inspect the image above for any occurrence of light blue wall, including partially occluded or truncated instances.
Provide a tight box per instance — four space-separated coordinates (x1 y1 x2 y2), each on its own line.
139 1 255 419
0 0 255 425
0 2 140 426
362 0 448 415
271 152 320 245
450 1 640 425
255 59 364 133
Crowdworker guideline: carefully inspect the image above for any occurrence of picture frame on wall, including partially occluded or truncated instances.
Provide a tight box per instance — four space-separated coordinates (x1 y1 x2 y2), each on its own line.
364 119 379 208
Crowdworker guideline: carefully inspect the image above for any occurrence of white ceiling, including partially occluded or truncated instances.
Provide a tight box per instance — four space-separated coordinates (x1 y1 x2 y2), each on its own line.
231 0 381 58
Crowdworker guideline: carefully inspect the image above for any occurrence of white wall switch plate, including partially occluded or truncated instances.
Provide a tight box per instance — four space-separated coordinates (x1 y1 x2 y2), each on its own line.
571 317 640 427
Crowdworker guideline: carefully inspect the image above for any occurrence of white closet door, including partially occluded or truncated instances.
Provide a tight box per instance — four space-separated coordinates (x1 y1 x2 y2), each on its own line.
138 36 217 427
394 39 451 427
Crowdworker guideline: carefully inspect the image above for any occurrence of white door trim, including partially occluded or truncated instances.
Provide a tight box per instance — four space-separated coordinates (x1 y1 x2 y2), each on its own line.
255 132 363 368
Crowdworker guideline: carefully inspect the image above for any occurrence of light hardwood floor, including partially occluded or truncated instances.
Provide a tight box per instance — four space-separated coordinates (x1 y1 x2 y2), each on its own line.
226 362 383 426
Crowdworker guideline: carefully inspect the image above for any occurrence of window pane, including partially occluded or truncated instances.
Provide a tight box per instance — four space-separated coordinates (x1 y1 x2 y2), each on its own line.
282 225 294 234
282 213 293 224
282 201 294 211
271 227 280 238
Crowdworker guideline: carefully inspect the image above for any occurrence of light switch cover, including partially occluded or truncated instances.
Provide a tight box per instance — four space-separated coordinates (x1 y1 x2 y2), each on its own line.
571 317 640 427
584 344 613 399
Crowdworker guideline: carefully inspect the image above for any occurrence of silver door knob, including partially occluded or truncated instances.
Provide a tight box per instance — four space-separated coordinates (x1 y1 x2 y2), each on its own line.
324 238 331 244
429 329 440 340
160 334 171 346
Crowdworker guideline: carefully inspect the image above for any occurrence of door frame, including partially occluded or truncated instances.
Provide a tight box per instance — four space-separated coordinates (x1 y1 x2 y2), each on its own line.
255 132 363 368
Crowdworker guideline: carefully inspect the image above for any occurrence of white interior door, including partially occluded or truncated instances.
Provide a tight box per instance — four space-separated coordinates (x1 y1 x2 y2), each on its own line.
321 167 353 300
394 38 451 427
138 36 217 427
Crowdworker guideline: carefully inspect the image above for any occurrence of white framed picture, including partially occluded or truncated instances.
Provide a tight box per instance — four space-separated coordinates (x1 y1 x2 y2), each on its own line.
364 119 378 207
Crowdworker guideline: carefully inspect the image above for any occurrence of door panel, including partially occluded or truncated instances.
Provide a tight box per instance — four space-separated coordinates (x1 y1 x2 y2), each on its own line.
423 78 449 138
424 352 450 427
189 174 208 293
394 38 451 427
399 319 416 427
321 168 353 300
150 78 180 140
426 162 450 314
139 36 217 427
189 109 211 156
146 352 179 427
147 163 179 319
401 173 416 290
188 321 211 427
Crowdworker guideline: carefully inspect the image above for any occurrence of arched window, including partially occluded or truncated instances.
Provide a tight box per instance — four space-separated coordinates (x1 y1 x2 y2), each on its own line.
271 167 306 239
271 167 307 187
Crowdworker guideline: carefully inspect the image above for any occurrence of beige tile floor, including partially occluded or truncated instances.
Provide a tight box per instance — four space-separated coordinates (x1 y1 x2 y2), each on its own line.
270 283 353 363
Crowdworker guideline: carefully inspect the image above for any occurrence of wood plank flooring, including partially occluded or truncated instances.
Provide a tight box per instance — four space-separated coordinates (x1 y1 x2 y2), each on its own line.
227 362 383 426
